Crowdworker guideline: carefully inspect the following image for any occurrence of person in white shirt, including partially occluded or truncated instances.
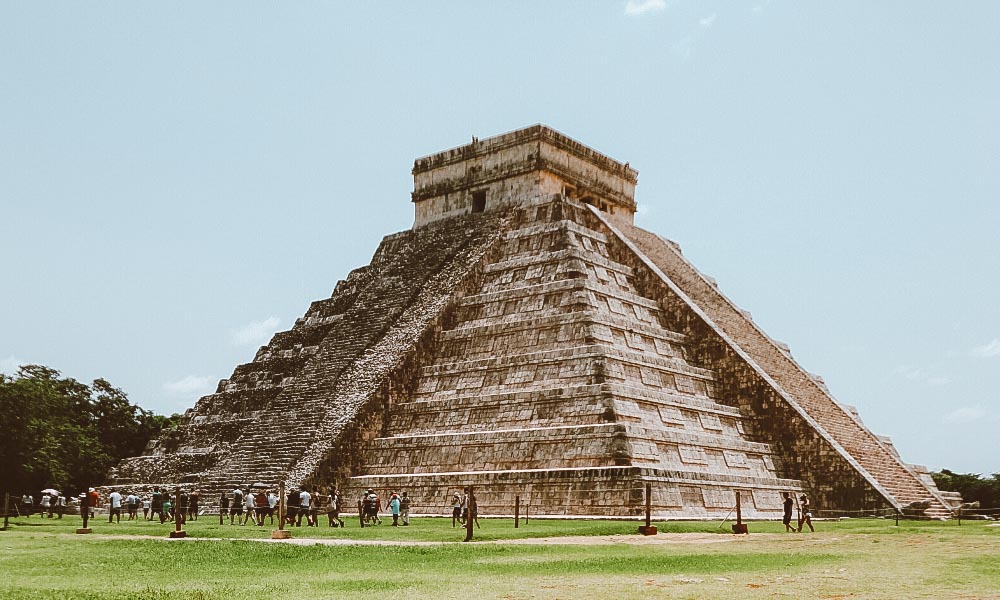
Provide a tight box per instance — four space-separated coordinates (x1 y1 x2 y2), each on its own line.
125 493 139 520
40 493 51 518
55 494 67 518
108 489 123 523
298 489 312 527
242 488 255 526
267 492 278 525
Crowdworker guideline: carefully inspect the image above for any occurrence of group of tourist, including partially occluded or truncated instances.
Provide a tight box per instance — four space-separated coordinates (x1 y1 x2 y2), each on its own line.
18 492 70 518
102 487 201 523
217 487 414 528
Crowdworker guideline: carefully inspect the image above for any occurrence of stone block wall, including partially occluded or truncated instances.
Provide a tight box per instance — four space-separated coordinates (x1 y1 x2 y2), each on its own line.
336 196 803 518
586 206 950 517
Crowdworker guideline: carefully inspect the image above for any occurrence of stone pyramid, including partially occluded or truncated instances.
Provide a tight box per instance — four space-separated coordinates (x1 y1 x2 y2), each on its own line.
113 125 952 519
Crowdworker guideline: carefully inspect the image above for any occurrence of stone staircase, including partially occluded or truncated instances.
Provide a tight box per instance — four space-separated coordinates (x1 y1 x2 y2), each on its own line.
345 198 803 518
596 209 952 518
112 211 511 500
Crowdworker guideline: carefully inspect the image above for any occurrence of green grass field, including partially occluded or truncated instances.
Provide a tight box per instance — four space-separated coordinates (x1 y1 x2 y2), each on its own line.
1 515 997 599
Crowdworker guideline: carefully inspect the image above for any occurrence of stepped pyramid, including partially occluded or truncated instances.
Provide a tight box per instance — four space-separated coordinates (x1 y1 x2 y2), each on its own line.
113 125 952 518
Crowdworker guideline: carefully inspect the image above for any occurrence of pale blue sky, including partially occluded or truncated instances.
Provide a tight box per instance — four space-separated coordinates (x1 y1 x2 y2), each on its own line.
2 2 997 474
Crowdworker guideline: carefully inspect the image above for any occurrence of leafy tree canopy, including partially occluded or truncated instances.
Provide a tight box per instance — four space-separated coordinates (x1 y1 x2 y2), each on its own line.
0 365 181 498
931 469 1000 509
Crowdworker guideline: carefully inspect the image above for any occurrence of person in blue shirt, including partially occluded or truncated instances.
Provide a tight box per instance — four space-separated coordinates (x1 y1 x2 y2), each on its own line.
387 491 401 527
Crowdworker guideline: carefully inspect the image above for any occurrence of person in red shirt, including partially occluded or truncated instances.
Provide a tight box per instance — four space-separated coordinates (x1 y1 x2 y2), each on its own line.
87 488 100 519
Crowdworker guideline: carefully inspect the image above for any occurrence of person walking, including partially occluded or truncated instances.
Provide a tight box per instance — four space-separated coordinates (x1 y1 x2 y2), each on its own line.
126 492 139 520
287 489 300 527
451 491 463 527
108 489 123 523
327 489 344 527
20 494 33 517
219 491 229 525
177 490 188 526
142 496 151 520
229 486 244 525
188 489 199 521
387 491 401 527
87 488 100 519
782 492 795 532
150 488 164 523
40 492 51 518
241 487 255 526
399 491 411 526
267 490 278 525
298 488 312 527
253 490 268 526
797 494 815 532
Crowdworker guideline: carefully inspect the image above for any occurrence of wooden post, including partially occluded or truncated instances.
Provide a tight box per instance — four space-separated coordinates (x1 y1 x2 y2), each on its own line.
463 486 474 542
2 492 9 531
638 483 657 535
169 487 187 538
957 507 962 526
895 507 899 527
514 495 520 528
272 481 290 539
76 492 91 534
732 491 748 534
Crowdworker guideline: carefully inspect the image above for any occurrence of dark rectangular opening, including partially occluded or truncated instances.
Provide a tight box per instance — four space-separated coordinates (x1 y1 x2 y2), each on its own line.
471 190 487 213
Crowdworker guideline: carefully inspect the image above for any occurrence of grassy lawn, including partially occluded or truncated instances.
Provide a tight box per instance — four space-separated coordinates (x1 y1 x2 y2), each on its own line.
1 516 997 599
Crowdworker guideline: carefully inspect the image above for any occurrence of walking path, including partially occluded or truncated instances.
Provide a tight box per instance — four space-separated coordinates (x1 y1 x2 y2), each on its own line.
74 532 760 547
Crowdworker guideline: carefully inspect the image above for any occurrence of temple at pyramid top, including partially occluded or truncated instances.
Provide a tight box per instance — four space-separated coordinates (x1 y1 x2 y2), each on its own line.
411 124 638 228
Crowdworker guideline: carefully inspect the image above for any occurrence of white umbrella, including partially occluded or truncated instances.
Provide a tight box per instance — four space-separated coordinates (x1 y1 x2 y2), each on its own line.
41 488 59 495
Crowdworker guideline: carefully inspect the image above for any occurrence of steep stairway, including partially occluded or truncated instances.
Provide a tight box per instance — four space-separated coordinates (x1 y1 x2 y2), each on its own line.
596 209 951 518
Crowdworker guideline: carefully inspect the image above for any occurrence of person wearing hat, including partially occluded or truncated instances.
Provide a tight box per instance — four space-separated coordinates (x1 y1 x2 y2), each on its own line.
87 488 100 519
797 493 814 532
451 491 464 527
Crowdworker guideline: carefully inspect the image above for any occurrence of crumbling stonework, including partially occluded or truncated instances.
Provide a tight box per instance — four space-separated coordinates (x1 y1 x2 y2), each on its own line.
113 124 951 519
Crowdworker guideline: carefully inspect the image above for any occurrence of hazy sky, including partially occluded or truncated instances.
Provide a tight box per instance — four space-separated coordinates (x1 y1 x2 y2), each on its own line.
2 2 997 474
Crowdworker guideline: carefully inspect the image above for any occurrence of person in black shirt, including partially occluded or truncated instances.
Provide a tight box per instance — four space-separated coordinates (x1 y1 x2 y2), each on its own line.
782 492 794 532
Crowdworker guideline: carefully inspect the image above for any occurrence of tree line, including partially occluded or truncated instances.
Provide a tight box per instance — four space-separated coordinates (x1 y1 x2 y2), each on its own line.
931 470 1000 509
0 365 181 497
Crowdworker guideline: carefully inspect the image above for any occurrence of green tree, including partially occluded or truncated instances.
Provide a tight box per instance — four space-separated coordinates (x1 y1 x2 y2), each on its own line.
0 365 179 498
931 470 1000 509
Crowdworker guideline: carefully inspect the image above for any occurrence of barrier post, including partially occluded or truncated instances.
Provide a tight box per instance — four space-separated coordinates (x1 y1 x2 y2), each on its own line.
272 481 290 539
639 483 657 535
463 486 475 542
514 495 520 529
76 492 92 534
895 508 899 527
169 487 187 538
731 491 748 534
957 507 962 526
2 492 9 531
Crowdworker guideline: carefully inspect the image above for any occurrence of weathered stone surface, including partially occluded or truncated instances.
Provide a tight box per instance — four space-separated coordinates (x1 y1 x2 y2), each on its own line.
113 124 951 519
